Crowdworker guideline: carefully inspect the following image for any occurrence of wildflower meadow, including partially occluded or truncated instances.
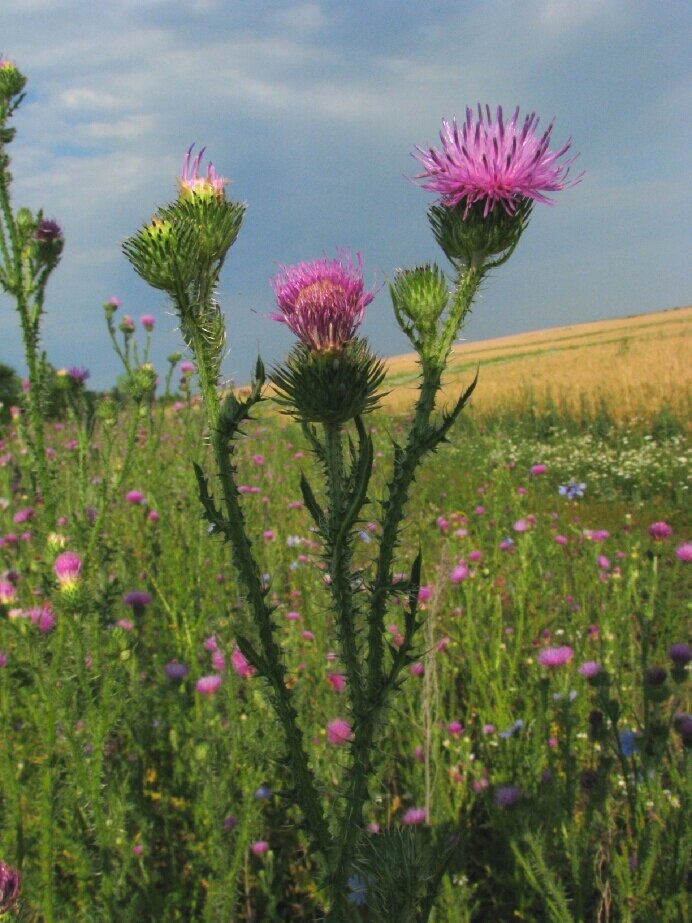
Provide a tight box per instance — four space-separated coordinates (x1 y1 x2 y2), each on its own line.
0 60 690 922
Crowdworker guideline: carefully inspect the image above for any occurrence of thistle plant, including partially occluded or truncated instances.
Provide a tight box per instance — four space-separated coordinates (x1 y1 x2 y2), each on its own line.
0 59 64 527
123 107 579 919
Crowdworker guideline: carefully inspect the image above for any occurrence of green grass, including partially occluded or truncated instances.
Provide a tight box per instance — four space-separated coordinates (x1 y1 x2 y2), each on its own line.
0 399 689 921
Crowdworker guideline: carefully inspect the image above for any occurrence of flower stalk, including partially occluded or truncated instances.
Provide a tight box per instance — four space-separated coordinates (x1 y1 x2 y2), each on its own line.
124 108 579 917
0 64 63 525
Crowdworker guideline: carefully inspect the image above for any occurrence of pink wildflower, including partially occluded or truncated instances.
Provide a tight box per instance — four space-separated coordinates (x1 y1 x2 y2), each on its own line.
231 647 256 679
412 105 580 216
179 144 228 198
676 542 692 562
538 645 574 668
327 672 347 693
196 675 222 695
648 521 672 541
125 490 145 505
250 840 269 855
270 252 374 352
140 314 155 331
402 807 427 825
54 551 82 588
450 563 469 583
326 718 353 746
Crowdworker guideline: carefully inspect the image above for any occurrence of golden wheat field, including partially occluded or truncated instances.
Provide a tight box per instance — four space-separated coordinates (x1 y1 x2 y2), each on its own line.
380 305 692 421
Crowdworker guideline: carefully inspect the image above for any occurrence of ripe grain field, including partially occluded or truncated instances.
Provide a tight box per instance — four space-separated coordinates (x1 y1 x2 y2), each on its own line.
381 305 692 420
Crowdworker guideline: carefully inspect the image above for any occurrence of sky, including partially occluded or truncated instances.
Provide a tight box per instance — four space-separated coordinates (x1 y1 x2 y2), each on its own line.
1 0 690 390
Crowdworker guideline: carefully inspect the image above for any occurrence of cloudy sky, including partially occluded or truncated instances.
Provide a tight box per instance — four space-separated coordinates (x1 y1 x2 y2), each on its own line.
1 0 690 389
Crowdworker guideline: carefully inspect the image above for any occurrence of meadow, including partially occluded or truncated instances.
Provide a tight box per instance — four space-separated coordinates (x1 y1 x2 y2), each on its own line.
1 60 690 921
0 308 690 921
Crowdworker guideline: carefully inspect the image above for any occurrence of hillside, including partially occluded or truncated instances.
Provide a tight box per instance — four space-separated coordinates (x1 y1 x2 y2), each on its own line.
380 305 692 420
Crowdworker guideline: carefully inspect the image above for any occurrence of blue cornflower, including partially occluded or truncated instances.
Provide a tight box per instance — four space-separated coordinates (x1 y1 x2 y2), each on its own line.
499 718 524 739
347 874 368 906
559 479 586 500
619 730 638 758
254 785 272 801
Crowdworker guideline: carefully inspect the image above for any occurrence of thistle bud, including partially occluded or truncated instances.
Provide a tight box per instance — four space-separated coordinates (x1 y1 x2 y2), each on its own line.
0 57 26 101
96 396 118 428
390 263 449 351
54 550 82 590
428 198 532 269
271 338 385 425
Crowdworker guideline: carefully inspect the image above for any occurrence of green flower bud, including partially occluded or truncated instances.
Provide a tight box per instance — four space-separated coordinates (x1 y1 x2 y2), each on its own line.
122 217 184 293
429 198 532 270
96 396 118 428
390 263 449 351
271 338 385 425
158 196 245 265
0 58 27 101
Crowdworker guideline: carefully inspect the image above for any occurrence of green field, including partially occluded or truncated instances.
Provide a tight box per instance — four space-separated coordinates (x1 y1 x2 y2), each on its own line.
1 342 689 920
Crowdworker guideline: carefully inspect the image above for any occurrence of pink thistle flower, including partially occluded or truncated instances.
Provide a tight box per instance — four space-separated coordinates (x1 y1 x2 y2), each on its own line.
179 144 228 199
29 605 56 633
196 674 222 695
250 840 269 855
676 542 692 562
270 252 374 352
0 860 21 913
578 660 602 678
327 672 347 693
412 105 580 217
450 562 469 583
538 645 574 668
0 579 16 605
326 718 353 746
530 464 547 475
648 521 673 541
211 651 226 672
140 314 155 331
13 507 34 524
402 807 427 825
231 647 256 679
410 662 425 677
125 490 145 505
447 720 463 736
54 551 82 588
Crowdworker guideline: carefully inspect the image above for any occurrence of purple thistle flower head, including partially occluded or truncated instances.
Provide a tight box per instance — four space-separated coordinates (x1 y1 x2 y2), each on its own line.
179 144 228 199
54 550 82 588
538 645 574 668
123 590 152 610
67 366 90 384
669 643 691 666
0 860 21 913
164 660 188 681
270 252 374 352
35 217 63 243
494 784 522 808
648 521 673 541
413 105 581 217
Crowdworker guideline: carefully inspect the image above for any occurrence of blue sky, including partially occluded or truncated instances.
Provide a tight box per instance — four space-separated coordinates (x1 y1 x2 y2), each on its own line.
1 0 690 389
